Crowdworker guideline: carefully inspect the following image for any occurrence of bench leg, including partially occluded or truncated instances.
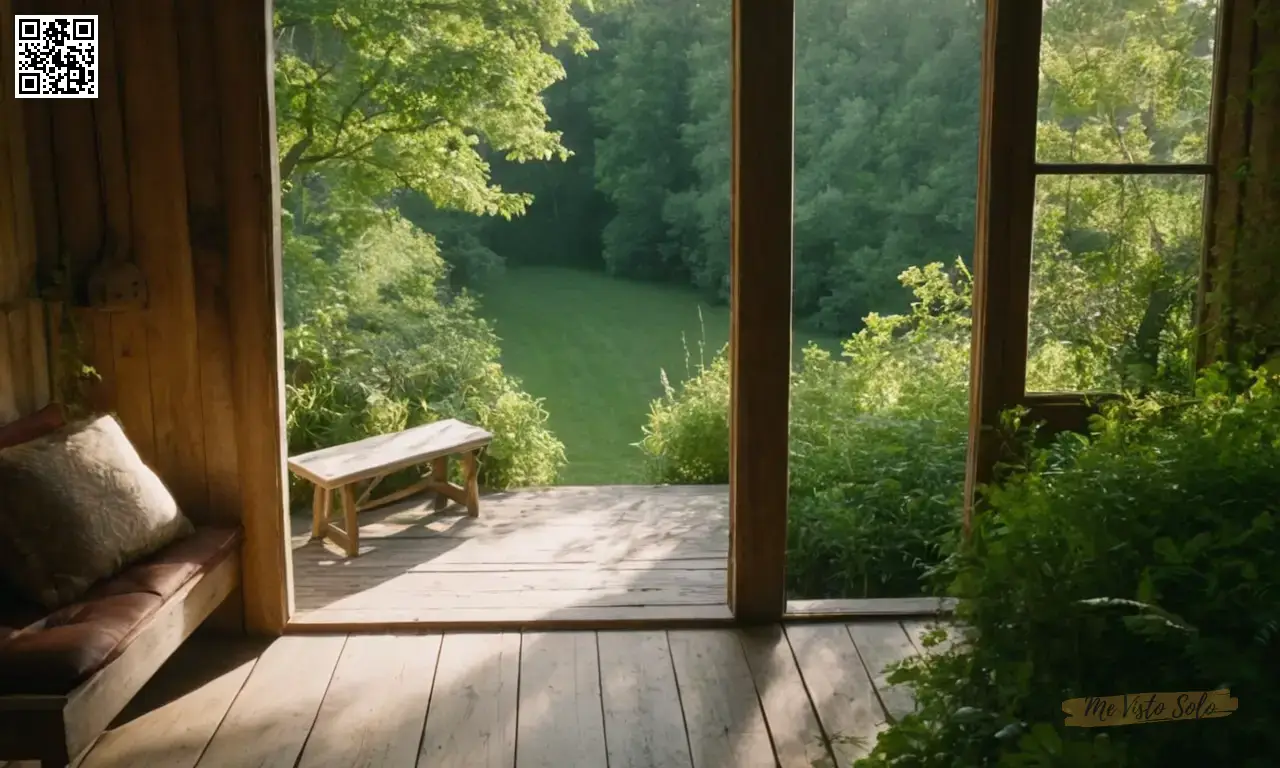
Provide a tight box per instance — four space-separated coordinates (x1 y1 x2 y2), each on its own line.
432 456 449 512
462 450 480 517
311 485 330 540
341 485 360 557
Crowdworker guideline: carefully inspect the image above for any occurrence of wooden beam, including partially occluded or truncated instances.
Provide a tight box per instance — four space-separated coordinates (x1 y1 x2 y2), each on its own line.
963 0 1043 534
1198 0 1257 367
214 0 292 634
728 0 796 623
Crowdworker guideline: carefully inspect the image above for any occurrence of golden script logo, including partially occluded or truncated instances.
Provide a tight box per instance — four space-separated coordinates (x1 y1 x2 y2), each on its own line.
1062 689 1238 727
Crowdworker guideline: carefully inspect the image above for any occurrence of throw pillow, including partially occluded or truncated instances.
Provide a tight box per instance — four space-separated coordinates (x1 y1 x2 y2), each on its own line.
0 414 195 609
0 403 66 451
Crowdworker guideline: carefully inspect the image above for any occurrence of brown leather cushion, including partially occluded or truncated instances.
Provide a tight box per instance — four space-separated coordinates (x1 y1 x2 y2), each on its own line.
0 403 65 450
0 527 241 696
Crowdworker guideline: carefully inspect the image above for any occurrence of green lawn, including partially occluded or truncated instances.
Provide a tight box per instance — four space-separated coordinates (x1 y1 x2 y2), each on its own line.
476 266 842 484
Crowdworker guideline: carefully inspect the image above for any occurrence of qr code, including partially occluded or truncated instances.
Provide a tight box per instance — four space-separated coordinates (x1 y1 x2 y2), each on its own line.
15 15 98 99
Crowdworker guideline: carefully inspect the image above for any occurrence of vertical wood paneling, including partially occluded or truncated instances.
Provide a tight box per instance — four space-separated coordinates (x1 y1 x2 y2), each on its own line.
177 0 241 525
215 0 292 632
2 0 44 422
729 0 796 624
115 0 210 516
48 0 103 303
88 0 140 429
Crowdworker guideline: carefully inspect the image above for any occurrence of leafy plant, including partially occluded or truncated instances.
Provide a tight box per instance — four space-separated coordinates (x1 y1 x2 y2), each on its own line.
639 262 971 598
284 212 565 498
856 369 1280 767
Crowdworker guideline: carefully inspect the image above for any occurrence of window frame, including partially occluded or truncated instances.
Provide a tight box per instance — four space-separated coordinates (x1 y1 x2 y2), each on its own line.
728 0 1245 619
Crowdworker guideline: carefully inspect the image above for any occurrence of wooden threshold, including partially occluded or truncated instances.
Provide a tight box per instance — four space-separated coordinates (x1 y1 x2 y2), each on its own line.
784 597 958 621
284 603 736 634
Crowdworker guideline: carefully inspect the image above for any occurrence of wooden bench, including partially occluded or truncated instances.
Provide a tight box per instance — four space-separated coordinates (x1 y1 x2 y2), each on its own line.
287 419 494 557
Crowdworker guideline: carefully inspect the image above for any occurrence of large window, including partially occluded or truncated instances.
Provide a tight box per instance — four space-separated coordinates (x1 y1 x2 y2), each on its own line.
726 0 1238 620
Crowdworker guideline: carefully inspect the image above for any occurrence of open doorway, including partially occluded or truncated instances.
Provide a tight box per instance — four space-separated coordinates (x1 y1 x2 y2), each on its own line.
274 0 742 625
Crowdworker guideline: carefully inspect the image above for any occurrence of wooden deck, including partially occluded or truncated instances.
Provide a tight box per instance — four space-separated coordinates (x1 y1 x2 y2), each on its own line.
289 485 732 626
42 619 955 768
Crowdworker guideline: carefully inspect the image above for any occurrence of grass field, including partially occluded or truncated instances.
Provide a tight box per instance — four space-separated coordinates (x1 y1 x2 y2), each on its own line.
476 266 842 484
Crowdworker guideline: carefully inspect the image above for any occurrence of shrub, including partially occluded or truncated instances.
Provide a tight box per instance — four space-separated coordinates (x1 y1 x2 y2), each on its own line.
858 370 1280 767
284 213 565 498
638 262 972 597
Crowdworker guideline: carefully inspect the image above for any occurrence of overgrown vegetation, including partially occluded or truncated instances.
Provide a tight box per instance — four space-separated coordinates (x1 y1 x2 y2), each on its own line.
272 0 596 490
856 370 1280 768
641 263 971 598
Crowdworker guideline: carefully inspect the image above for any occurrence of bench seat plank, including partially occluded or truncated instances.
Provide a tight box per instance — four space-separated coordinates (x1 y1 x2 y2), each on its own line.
287 419 493 489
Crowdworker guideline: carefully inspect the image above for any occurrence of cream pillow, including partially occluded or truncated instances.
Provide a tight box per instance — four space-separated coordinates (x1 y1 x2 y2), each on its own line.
0 414 194 609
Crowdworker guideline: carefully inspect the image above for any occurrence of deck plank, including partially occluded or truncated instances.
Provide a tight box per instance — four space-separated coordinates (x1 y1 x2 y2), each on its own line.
597 631 693 768
786 624 886 765
516 632 608 768
669 630 775 768
419 633 520 768
290 486 731 621
738 626 833 768
846 622 921 724
196 635 346 768
79 638 262 768
901 619 962 656
297 634 441 768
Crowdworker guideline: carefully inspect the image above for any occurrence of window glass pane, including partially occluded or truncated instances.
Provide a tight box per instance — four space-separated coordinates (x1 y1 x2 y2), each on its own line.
1037 0 1219 164
1027 174 1206 393
784 0 983 603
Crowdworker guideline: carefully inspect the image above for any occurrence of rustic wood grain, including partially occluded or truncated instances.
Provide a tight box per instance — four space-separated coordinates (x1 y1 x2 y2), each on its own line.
598 631 693 768
419 633 520 768
846 622 921 724
669 629 775 767
176 0 240 525
197 635 345 768
115 0 210 515
738 625 833 768
728 0 796 624
963 0 1043 532
516 632 608 768
786 624 885 765
298 634 441 768
212 0 293 634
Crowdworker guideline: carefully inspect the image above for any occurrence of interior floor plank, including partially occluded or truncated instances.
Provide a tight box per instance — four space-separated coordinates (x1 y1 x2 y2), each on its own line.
297 634 442 768
79 636 263 768
516 632 608 768
195 635 346 768
62 620 935 768
669 630 775 768
785 624 887 766
597 630 693 768
738 626 834 768
846 622 922 724
418 632 520 768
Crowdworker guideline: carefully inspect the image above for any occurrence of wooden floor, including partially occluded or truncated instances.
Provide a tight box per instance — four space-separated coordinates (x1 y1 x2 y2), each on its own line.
290 485 732 626
38 618 956 768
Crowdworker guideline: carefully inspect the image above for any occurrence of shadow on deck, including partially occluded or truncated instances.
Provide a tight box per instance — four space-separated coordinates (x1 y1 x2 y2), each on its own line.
288 484 731 626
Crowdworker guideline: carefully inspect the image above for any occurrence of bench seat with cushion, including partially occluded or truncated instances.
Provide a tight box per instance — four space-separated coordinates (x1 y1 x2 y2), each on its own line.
0 407 242 767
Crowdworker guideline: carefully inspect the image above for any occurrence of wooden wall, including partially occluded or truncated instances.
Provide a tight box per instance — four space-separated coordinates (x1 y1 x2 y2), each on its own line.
0 0 49 422
4 0 291 633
